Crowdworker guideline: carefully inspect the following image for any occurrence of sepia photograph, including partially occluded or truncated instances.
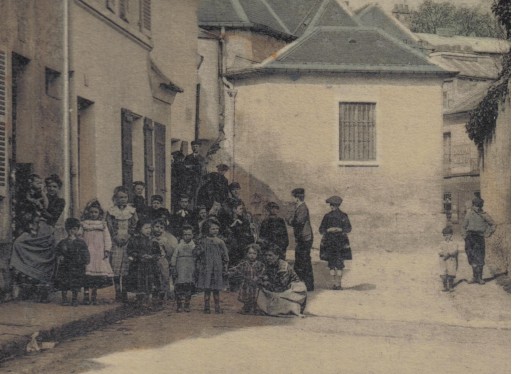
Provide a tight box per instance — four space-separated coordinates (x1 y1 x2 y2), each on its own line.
0 0 510 372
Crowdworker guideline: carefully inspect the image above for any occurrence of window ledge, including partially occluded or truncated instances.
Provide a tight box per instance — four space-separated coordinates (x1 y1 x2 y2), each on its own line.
337 162 380 167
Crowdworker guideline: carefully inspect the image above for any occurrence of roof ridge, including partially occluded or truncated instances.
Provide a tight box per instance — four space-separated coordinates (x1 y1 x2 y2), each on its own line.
302 0 361 36
290 0 324 36
259 28 321 66
259 0 291 35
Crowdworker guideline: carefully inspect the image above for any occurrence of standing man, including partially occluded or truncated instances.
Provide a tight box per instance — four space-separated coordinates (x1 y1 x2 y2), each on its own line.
184 140 206 207
288 188 314 291
461 197 496 285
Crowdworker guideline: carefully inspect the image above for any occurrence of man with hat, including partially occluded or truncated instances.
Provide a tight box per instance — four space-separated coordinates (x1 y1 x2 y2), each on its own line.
461 197 496 284
287 188 314 291
184 140 206 206
197 164 230 211
319 195 352 290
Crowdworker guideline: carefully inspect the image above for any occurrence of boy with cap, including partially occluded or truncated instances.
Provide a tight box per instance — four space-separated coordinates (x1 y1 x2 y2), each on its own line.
461 197 496 285
287 188 314 291
319 196 352 290
259 202 289 260
439 226 458 292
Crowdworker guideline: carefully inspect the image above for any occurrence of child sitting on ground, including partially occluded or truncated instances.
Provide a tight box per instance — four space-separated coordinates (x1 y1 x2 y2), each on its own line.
170 225 197 312
55 218 90 306
439 226 459 292
228 243 266 314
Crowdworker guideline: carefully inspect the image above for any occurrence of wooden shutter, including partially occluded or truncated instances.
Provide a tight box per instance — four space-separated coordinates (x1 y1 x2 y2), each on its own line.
121 109 133 187
143 118 154 199
141 0 151 31
154 123 166 202
0 49 9 197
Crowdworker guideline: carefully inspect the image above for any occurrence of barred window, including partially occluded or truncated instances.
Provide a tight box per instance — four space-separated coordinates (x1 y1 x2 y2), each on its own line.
339 102 376 161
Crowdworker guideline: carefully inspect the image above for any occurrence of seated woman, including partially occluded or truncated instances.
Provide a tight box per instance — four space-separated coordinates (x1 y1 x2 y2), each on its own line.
257 245 307 316
10 209 56 302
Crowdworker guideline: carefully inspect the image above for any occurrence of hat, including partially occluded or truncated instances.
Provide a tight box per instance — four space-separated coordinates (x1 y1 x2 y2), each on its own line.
216 164 229 172
442 226 453 235
179 194 190 200
472 197 484 207
191 140 202 146
265 201 279 210
229 182 241 190
151 194 163 203
326 195 343 206
133 181 145 187
291 188 305 196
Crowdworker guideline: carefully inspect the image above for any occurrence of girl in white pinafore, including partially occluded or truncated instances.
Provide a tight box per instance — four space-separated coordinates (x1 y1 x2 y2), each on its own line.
81 199 114 305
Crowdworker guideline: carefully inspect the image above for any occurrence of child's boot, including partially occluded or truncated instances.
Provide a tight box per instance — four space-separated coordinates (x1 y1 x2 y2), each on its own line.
441 275 449 292
71 291 79 307
184 293 191 312
114 279 121 301
468 266 478 284
176 296 183 313
477 267 485 285
213 292 222 314
204 293 211 314
83 289 91 305
91 289 98 305
447 276 455 292
61 291 69 306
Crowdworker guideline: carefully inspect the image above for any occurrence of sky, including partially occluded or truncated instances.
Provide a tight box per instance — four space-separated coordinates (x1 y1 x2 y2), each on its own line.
344 0 494 13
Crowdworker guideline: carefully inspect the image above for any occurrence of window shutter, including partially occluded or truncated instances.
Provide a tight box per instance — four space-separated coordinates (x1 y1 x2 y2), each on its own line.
143 118 154 199
0 49 9 197
119 0 128 21
141 0 151 31
154 123 166 202
121 109 133 187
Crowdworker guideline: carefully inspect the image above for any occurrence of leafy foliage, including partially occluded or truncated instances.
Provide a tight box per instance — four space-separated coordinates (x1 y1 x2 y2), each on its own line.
410 0 506 38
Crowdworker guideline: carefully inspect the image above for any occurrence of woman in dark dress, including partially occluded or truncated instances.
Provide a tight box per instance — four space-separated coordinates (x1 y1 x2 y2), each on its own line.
319 195 352 290
259 202 289 260
42 174 66 227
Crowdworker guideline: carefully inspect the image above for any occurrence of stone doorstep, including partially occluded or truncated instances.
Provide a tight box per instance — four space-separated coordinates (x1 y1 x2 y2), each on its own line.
0 304 132 364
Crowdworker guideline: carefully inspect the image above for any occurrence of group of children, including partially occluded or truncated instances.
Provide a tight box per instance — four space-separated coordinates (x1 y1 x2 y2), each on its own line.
50 182 280 315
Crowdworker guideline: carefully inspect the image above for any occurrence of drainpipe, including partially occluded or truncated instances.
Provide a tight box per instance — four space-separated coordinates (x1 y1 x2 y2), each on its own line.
62 0 70 219
220 27 237 181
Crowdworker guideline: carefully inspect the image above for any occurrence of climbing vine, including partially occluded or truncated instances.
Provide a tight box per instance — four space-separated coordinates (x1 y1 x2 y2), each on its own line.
465 51 510 151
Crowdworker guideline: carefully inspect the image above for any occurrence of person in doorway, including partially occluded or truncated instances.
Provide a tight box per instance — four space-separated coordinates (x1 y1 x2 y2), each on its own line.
197 164 230 211
461 197 496 285
183 140 206 205
319 196 352 290
170 194 193 238
287 188 314 291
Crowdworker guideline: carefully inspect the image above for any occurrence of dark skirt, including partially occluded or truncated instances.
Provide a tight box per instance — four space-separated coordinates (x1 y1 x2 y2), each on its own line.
54 262 86 291
320 233 352 270
85 275 113 289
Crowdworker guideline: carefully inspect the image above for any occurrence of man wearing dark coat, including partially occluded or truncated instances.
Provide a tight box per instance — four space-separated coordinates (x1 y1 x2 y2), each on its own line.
287 188 314 291
197 164 230 211
183 140 206 206
259 202 289 260
319 195 352 290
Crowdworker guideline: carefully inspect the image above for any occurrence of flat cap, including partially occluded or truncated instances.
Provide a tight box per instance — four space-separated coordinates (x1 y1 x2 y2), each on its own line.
191 140 202 146
229 182 241 190
472 197 484 207
326 196 343 205
216 164 229 172
265 201 280 210
442 226 453 235
291 188 305 196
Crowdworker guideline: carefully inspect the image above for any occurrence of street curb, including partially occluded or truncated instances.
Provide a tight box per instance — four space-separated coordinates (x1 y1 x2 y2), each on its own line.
0 304 138 363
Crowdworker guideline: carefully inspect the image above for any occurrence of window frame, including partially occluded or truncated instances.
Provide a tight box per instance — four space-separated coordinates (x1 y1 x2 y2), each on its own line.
336 100 380 167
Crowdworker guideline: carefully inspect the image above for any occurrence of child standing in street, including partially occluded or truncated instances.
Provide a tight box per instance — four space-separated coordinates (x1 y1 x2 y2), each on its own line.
126 220 161 304
106 186 138 302
439 226 459 292
195 218 229 314
171 225 197 312
152 218 178 300
81 199 114 305
228 243 266 314
55 218 90 306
